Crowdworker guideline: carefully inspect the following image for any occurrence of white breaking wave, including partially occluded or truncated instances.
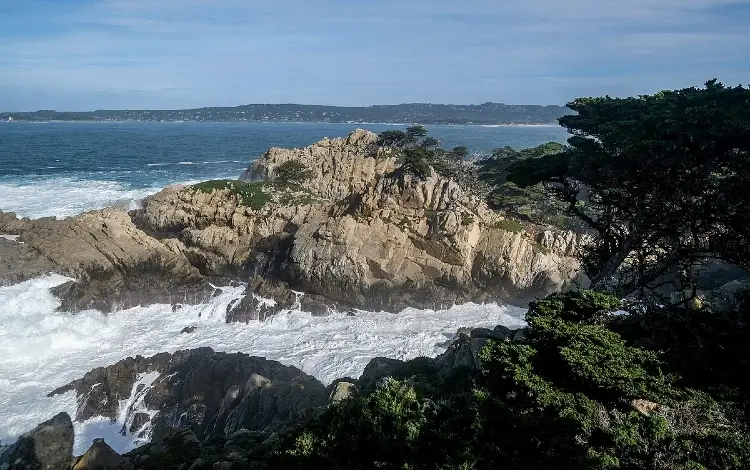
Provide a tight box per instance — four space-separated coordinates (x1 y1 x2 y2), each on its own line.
0 178 164 219
0 274 526 454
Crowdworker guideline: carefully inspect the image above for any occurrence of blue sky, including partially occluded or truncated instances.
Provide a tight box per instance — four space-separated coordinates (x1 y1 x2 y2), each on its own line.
0 0 748 110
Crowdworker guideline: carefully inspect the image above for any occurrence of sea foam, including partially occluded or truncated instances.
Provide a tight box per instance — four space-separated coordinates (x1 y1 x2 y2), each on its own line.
0 275 526 454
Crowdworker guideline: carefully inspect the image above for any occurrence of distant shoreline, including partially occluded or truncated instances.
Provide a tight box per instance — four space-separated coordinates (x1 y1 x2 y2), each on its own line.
0 119 561 127
0 102 570 126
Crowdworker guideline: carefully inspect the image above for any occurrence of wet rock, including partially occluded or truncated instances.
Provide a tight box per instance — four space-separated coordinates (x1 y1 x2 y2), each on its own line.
49 348 328 441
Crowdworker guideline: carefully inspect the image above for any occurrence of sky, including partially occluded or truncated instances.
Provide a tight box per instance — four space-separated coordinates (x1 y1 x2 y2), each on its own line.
0 0 748 110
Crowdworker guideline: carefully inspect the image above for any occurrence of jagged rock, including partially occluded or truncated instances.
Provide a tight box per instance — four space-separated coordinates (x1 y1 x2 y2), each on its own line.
71 438 122 470
0 412 73 470
1 129 584 314
360 357 405 386
0 209 210 312
48 348 328 441
240 129 396 200
328 381 357 404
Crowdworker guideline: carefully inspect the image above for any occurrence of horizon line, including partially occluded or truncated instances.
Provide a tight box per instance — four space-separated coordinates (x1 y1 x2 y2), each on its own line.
0 101 570 114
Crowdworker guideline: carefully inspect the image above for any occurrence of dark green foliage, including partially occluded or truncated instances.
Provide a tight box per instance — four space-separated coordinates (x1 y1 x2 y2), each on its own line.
451 146 469 159
400 147 433 179
506 80 750 297
405 125 428 144
476 142 574 228
191 179 319 209
192 180 272 209
265 378 434 469
377 130 408 147
273 160 313 185
491 218 524 233
379 126 478 184
474 291 750 469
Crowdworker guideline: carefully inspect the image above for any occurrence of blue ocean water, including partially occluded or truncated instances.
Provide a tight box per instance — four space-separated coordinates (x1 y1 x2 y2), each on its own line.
0 122 569 218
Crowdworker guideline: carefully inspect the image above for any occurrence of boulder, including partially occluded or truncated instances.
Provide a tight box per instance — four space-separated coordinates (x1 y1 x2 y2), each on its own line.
328 381 358 404
48 348 328 442
71 438 123 470
0 412 73 470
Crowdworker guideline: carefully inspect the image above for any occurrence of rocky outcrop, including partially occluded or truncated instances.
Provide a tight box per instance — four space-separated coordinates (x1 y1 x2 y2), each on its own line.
0 209 210 312
0 412 74 470
49 348 328 442
240 128 397 200
137 130 583 311
0 129 583 314
357 324 523 393
0 235 56 286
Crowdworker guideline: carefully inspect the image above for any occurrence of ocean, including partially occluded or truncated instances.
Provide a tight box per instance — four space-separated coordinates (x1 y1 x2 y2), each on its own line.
0 122 565 452
0 121 569 218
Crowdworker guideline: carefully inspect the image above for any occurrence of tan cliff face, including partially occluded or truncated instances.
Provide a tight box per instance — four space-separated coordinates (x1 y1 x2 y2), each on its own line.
140 129 584 310
241 128 397 200
0 129 584 314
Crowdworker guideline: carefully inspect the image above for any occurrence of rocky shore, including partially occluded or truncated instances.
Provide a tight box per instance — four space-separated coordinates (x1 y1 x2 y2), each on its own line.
0 129 583 317
1 325 519 469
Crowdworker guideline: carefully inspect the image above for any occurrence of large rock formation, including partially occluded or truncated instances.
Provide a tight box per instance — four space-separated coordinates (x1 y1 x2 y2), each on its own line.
0 129 583 315
240 128 396 200
0 209 209 311
48 348 328 442
0 412 74 470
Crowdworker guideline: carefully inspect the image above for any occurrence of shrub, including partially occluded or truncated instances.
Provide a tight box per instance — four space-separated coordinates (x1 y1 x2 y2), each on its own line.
274 160 313 185
191 180 271 209
492 218 524 233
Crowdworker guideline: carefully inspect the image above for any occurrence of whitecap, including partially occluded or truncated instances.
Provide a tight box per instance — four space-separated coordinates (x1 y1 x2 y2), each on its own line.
0 177 167 219
0 275 526 454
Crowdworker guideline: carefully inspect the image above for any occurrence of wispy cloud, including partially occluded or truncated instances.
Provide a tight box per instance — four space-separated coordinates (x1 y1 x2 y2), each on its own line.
0 0 748 110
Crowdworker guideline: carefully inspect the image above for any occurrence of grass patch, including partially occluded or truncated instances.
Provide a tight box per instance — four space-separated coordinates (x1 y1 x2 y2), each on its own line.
492 218 524 234
192 180 272 209
191 180 325 210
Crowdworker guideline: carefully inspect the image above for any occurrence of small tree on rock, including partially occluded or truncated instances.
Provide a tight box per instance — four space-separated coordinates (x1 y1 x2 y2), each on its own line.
274 160 314 185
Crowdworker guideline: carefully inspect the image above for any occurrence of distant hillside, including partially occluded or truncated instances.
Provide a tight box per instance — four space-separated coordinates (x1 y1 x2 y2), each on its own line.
0 102 570 125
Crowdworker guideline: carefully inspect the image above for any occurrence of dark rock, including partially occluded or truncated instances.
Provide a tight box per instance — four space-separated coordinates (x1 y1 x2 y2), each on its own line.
50 278 214 314
128 413 151 435
360 357 405 385
180 326 197 334
49 348 328 441
226 276 343 322
0 235 56 286
71 438 122 470
0 412 73 470
471 325 511 340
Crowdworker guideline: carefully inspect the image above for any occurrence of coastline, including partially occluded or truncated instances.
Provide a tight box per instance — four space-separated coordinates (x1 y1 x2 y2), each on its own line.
0 119 562 126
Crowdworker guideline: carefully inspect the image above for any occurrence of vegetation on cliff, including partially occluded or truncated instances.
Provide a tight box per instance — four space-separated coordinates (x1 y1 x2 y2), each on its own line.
50 81 750 469
242 81 750 469
148 291 748 469
192 171 319 209
506 80 750 299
